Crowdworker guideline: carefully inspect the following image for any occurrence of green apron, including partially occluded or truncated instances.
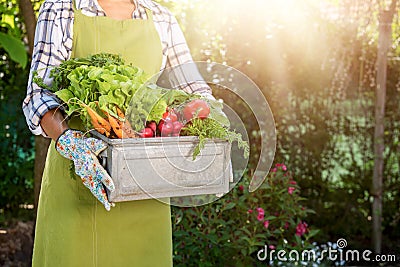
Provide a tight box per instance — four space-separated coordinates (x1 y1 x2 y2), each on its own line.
32 5 172 267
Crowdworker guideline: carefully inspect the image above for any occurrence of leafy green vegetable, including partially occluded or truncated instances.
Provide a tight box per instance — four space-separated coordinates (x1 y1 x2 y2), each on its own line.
183 118 249 160
33 53 249 160
50 53 125 91
126 87 204 131
206 99 230 127
34 53 151 130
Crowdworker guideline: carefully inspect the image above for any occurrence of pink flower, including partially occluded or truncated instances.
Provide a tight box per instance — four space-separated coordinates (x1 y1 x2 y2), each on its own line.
269 245 276 250
263 220 270 229
256 207 265 216
288 187 296 195
256 207 265 221
295 222 308 236
238 185 244 192
275 163 287 171
284 221 289 229
271 167 277 173
289 180 297 185
247 209 253 214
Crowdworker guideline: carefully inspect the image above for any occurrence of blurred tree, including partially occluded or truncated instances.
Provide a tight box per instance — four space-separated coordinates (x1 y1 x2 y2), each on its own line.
372 0 398 254
10 0 50 212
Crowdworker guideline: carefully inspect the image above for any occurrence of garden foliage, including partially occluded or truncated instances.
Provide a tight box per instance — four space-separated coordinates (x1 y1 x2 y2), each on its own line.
0 0 34 221
172 164 319 266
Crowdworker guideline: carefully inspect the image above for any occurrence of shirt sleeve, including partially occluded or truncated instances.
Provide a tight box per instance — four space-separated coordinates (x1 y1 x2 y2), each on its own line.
165 14 214 99
22 1 72 136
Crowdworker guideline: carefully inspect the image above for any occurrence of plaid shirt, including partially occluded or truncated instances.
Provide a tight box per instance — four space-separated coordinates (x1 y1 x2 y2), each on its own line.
23 0 211 136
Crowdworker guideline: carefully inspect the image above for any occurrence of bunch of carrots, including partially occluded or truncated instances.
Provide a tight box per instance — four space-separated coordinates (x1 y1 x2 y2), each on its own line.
84 103 137 139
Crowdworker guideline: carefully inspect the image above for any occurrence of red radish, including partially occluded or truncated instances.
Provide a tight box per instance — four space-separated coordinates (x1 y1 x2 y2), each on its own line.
168 112 178 122
147 121 157 133
139 127 154 138
158 120 164 132
160 122 173 136
183 99 210 121
162 110 178 123
172 121 184 135
162 111 169 119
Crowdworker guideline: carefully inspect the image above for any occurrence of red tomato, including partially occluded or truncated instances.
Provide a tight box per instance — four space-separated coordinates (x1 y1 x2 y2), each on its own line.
183 99 210 121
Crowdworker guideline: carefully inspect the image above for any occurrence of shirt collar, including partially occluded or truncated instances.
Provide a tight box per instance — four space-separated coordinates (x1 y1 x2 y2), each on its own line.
75 0 95 10
75 0 157 13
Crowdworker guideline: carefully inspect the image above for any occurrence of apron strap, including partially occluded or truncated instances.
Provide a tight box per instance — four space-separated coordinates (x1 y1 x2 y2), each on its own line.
71 0 77 11
144 7 153 20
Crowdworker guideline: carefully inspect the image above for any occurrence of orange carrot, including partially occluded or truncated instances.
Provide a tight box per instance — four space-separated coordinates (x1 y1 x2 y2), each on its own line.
122 121 137 138
115 106 125 119
107 114 123 139
85 105 111 137
115 106 137 138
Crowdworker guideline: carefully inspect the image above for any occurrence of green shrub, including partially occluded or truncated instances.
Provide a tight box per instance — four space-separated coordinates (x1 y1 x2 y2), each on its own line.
172 164 319 266
0 48 34 220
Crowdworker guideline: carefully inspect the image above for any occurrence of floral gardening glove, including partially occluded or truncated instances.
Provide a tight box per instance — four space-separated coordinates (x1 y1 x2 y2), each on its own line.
56 129 115 211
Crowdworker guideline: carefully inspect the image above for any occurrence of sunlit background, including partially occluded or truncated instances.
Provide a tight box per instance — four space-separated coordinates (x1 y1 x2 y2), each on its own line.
164 0 400 257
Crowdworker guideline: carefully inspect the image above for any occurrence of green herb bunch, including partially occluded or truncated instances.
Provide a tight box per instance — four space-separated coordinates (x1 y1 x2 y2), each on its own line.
183 118 249 159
